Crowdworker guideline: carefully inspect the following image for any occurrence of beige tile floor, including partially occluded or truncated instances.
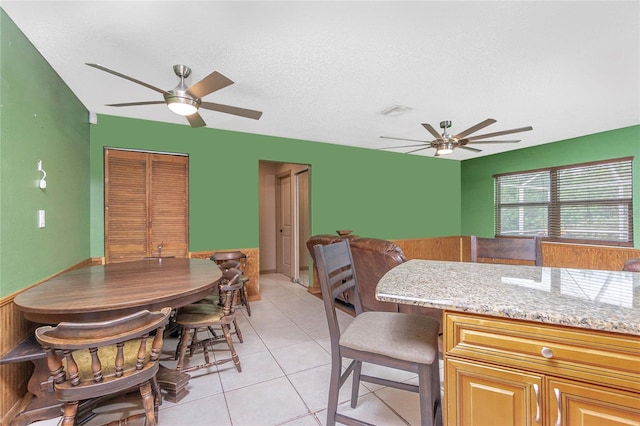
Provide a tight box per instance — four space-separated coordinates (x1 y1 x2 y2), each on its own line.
31 273 444 426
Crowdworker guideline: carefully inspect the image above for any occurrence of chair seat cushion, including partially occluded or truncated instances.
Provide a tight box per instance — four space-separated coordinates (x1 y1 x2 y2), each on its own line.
340 311 439 364
176 304 227 326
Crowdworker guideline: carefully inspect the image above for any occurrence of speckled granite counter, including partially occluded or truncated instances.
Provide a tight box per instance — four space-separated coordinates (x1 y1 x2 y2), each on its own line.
376 260 640 336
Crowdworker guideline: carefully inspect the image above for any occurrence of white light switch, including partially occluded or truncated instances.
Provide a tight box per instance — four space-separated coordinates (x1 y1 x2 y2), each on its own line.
38 210 45 228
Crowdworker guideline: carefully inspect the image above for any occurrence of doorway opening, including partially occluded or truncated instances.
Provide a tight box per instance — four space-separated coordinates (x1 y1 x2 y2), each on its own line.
258 161 311 286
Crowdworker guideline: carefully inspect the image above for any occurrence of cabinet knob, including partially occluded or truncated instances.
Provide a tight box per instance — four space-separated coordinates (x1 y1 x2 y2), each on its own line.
541 346 554 358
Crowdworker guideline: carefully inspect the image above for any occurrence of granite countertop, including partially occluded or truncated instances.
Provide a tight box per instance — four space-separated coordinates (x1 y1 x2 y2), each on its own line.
376 260 640 336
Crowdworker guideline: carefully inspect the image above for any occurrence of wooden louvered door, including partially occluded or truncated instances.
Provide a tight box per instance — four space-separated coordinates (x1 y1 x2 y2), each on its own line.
105 149 188 263
149 154 189 258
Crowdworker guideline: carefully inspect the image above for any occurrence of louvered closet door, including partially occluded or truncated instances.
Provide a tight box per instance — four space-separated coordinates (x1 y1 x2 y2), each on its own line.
105 149 189 263
149 154 189 258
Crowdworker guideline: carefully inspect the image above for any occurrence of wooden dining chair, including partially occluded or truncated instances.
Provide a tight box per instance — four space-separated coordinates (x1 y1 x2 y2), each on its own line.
470 235 543 266
174 268 244 373
210 251 251 316
313 240 441 426
35 307 172 426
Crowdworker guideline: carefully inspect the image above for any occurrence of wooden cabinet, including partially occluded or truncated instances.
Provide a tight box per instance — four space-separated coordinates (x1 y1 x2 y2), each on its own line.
547 378 640 426
444 312 640 426
446 358 543 426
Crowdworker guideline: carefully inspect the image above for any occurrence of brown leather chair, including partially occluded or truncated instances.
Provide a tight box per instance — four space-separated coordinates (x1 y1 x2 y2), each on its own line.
307 234 352 305
623 258 640 272
348 237 407 313
307 235 444 333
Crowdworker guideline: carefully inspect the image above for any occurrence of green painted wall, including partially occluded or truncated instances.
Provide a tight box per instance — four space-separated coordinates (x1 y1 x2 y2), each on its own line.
461 125 640 247
3 6 637 300
89 115 461 256
0 10 90 297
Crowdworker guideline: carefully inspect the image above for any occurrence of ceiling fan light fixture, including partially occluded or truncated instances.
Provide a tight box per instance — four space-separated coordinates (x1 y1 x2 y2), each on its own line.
436 142 454 155
167 96 199 115
166 95 200 116
168 102 198 116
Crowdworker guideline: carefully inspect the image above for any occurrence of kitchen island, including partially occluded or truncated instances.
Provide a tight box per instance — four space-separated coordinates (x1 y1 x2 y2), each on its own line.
376 260 640 426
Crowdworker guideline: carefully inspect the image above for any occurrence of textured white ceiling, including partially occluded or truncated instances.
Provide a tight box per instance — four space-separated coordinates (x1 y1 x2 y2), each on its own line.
2 1 639 160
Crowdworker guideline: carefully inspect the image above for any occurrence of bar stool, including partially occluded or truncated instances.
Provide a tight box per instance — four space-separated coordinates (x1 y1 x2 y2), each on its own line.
313 240 441 426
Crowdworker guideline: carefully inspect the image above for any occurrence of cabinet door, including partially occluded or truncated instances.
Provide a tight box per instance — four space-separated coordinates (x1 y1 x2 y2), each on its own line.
446 358 543 426
548 378 640 426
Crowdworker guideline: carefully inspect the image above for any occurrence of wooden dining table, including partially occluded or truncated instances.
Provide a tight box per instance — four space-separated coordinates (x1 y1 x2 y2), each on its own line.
10 257 222 425
15 257 221 323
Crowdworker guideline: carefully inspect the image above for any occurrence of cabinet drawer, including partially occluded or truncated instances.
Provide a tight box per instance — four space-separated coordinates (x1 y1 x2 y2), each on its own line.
445 312 640 392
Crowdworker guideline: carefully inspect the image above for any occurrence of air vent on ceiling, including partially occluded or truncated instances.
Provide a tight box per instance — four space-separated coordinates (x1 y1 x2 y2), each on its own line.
380 104 413 117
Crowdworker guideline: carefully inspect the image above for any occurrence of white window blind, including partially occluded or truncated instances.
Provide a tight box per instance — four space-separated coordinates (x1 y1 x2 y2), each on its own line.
495 157 633 246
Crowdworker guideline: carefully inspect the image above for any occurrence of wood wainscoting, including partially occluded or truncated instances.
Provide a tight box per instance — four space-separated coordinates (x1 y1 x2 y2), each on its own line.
397 236 640 270
0 296 36 424
190 248 261 301
394 236 464 262
0 258 98 424
541 242 640 271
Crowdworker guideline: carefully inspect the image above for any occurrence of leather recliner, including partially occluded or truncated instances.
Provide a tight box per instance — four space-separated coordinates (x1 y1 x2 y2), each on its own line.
623 258 640 272
307 234 443 331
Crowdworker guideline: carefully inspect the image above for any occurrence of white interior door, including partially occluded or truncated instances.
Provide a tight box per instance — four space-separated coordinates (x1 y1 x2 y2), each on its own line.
276 172 294 278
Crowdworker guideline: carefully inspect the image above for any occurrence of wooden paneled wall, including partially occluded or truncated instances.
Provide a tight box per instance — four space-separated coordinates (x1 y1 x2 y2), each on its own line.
541 242 640 271
190 248 261 301
0 296 35 424
394 236 464 262
396 236 640 270
0 258 96 424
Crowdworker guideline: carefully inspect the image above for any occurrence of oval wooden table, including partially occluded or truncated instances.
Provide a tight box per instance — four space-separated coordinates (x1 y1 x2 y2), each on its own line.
15 257 221 323
11 257 221 425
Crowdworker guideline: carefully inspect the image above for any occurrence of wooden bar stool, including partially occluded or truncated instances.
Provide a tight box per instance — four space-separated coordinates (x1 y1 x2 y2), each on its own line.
210 251 251 316
174 268 244 373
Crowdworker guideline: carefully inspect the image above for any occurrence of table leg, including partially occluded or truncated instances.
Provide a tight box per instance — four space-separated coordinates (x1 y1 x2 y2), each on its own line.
156 364 190 403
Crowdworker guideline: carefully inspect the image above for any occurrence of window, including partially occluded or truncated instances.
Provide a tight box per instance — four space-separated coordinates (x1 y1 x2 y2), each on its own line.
495 157 633 246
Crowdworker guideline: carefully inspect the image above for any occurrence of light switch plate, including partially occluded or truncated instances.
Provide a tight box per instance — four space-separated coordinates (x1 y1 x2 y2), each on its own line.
38 210 45 228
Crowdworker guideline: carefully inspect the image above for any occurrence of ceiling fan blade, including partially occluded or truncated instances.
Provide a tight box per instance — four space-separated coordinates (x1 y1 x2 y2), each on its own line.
406 146 434 154
186 112 206 128
380 136 430 143
379 143 430 150
86 63 168 94
458 145 482 152
200 102 263 120
452 118 496 139
105 101 166 107
187 71 234 99
422 123 443 140
465 139 521 144
466 126 533 141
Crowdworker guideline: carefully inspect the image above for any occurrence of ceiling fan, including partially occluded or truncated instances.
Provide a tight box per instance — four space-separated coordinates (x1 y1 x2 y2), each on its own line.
379 119 533 156
86 63 263 128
